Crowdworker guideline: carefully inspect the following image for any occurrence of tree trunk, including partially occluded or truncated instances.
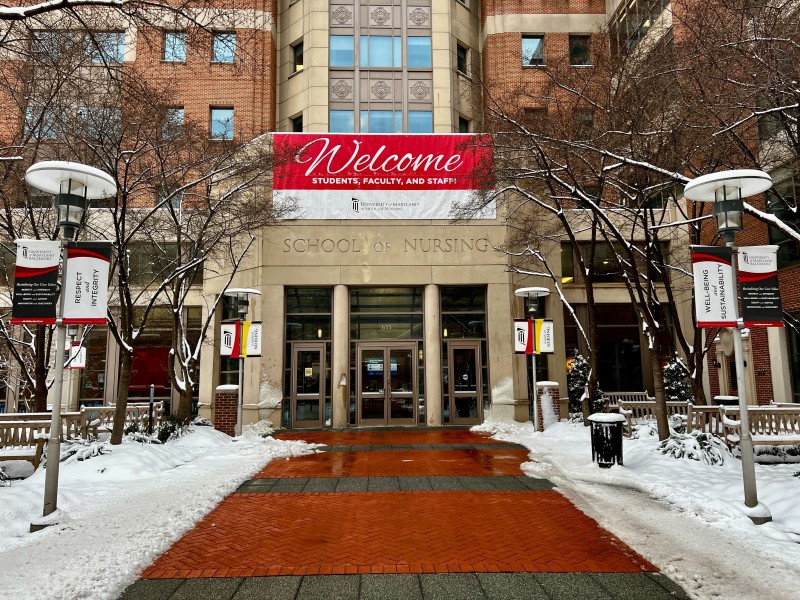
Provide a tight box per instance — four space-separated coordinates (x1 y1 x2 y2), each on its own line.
582 291 600 426
175 387 193 423
110 350 132 445
650 342 670 441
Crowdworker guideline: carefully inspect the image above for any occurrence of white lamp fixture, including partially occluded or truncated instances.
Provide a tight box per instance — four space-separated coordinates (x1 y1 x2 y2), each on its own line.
684 169 773 525
514 287 551 431
24 161 116 527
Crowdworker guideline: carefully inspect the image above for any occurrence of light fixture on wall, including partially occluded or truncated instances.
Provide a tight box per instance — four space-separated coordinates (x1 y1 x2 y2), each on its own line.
443 328 448 338
317 328 323 339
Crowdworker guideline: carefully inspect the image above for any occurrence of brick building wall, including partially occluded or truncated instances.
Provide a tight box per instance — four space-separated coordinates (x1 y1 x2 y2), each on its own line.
214 388 239 436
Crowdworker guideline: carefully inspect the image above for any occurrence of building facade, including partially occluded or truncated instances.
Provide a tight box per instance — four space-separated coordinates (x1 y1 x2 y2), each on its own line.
3 0 797 422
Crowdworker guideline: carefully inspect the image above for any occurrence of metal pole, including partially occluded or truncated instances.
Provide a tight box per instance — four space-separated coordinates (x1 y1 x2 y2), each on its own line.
42 240 68 518
531 350 539 432
236 354 243 436
728 242 771 523
148 383 155 435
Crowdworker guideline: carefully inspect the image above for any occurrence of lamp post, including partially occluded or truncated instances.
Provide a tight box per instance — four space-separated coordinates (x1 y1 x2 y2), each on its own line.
515 287 550 431
25 161 116 527
223 287 260 435
685 169 772 525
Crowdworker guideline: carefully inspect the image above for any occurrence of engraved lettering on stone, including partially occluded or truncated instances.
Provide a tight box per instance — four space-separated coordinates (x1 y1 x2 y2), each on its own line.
410 81 430 100
408 7 429 27
370 6 391 26
332 6 352 25
332 80 353 99
371 80 391 100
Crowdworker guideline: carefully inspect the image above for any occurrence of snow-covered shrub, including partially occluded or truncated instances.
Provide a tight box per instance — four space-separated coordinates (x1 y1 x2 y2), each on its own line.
632 422 658 438
192 416 212 427
0 464 9 486
663 353 693 403
156 415 187 443
567 353 604 413
657 431 730 465
61 439 111 463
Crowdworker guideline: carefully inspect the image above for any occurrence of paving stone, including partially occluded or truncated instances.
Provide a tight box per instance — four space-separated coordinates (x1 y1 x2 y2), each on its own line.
590 573 690 600
232 576 301 600
302 478 339 493
399 476 432 491
419 573 486 599
270 478 310 492
476 573 550 600
169 577 243 600
485 477 530 491
335 477 370 492
457 476 493 490
118 579 183 600
427 476 463 491
361 574 423 600
368 476 401 491
297 575 359 600
534 573 614 600
515 475 555 491
646 573 693 600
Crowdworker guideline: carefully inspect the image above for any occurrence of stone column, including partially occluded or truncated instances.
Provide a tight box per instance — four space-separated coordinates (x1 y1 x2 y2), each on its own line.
331 284 350 428
244 285 283 427
486 283 518 423
424 284 442 426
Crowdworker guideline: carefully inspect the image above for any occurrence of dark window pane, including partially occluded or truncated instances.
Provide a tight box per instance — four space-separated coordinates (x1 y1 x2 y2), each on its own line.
351 288 423 313
441 286 485 312
569 35 590 65
286 288 332 313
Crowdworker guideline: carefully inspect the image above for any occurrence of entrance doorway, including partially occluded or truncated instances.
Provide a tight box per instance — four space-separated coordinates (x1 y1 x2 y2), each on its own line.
290 342 325 428
447 341 482 425
356 342 417 426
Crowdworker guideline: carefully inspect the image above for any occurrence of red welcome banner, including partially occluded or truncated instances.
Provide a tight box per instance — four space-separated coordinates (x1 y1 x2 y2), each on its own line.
273 133 494 219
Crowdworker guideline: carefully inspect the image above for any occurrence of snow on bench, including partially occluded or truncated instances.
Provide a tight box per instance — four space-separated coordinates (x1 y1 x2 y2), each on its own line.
720 405 800 448
0 420 50 468
617 400 691 436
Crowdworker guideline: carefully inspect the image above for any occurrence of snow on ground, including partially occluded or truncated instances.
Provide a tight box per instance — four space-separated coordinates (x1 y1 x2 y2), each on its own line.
0 424 319 600
3 419 800 600
475 420 800 600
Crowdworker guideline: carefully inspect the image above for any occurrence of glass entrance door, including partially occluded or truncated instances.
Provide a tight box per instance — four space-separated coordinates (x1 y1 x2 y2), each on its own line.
291 342 325 428
448 341 482 425
357 342 417 426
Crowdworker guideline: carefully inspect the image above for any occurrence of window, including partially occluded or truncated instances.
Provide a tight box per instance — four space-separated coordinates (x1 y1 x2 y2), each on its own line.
24 106 66 140
330 110 354 133
291 114 303 132
523 107 547 132
569 35 591 66
458 117 470 133
212 32 236 63
78 106 121 140
360 111 402 133
360 36 401 68
408 111 433 133
163 31 186 62
575 110 594 138
456 43 469 74
521 35 544 67
32 30 75 61
85 31 124 64
292 41 304 73
330 35 354 66
407 36 432 68
766 168 800 269
210 107 234 140
162 107 184 140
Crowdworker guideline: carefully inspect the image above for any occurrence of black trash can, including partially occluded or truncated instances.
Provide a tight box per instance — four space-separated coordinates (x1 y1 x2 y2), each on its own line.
713 395 739 406
588 413 626 468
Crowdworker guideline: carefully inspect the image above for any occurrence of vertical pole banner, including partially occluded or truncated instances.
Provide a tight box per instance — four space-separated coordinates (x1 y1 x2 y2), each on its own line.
535 319 555 354
11 239 61 324
220 321 239 358
245 321 262 357
513 319 534 354
62 242 113 325
739 245 783 327
691 246 737 327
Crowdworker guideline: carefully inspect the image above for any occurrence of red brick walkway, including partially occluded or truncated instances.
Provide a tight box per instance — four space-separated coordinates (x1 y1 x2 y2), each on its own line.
140 429 656 579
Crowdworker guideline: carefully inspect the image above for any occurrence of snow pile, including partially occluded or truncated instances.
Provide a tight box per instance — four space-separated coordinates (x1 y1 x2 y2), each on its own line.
485 420 800 600
0 427 318 600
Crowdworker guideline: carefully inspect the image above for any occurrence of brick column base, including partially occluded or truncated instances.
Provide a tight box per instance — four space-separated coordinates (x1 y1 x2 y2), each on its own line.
536 382 561 432
214 387 239 437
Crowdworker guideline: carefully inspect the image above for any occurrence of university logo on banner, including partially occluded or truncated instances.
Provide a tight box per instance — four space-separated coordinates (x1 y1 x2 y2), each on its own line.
62 242 113 325
272 134 494 220
11 239 61 325
513 319 534 354
739 245 783 327
691 246 737 327
220 321 239 357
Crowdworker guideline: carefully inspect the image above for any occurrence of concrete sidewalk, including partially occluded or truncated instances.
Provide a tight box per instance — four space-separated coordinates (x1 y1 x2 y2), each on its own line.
120 429 690 599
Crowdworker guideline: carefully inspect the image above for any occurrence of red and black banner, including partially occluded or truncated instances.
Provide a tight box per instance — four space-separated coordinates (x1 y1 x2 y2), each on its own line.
10 240 61 324
691 246 737 327
739 246 783 327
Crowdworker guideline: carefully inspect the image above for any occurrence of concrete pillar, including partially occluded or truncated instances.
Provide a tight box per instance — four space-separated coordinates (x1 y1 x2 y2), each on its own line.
424 284 442 426
332 284 350 428
486 282 517 423
249 285 285 427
